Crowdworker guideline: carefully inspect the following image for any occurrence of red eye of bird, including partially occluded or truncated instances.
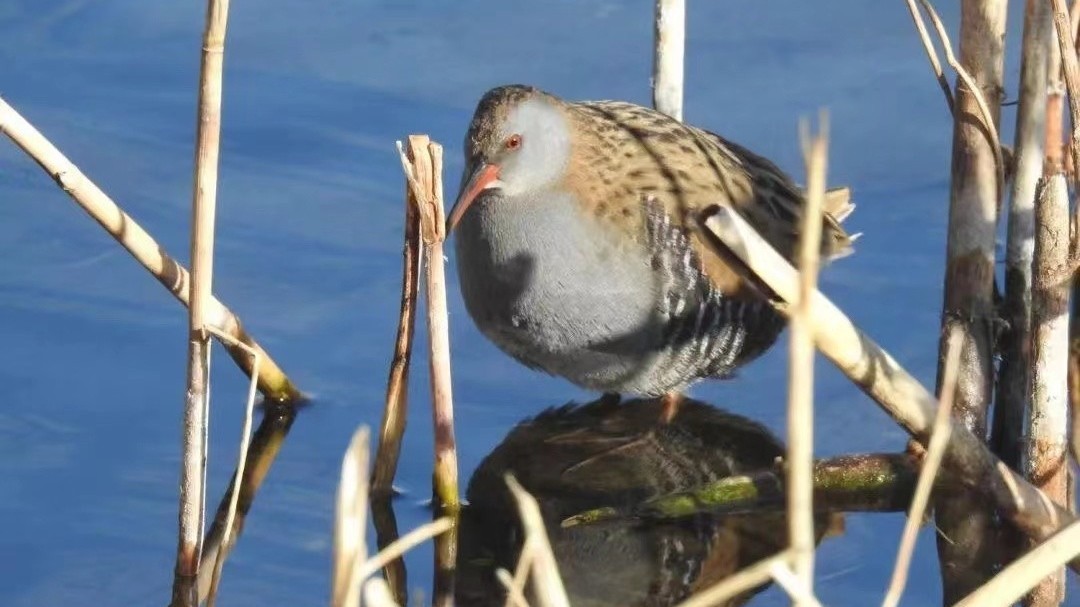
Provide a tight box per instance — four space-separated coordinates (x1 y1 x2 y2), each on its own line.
505 134 523 150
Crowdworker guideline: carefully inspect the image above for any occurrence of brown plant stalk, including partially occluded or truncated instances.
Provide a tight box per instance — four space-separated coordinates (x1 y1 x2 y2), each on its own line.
698 205 1080 576
0 97 301 403
171 0 231 604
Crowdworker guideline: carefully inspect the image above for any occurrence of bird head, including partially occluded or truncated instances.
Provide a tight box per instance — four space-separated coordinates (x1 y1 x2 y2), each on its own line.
447 85 572 232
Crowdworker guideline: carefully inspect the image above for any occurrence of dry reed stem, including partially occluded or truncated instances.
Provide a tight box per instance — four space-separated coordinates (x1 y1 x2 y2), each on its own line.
787 115 828 600
172 1 231 604
903 0 956 113
676 550 794 607
994 0 1051 477
356 517 454 582
503 540 535 607
396 137 461 509
0 97 301 402
915 0 1007 196
1046 21 1066 178
955 519 1080 607
932 0 1008 597
204 327 260 607
1026 174 1072 605
652 0 685 120
362 578 400 607
1050 0 1080 197
497 566 533 607
371 148 422 493
332 427 370 607
505 476 571 607
767 561 824 607
698 206 1080 575
882 328 962 607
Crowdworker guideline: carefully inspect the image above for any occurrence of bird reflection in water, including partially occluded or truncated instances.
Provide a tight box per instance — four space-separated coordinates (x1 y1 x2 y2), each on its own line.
455 395 843 606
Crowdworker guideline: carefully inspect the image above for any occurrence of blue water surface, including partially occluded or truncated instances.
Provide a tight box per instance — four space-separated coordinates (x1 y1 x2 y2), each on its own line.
1 1 1065 606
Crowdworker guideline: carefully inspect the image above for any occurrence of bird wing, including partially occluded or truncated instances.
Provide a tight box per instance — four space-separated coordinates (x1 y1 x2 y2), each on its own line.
568 100 854 262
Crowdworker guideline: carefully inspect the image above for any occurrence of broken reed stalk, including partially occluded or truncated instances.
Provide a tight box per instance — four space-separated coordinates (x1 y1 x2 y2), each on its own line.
505 476 571 607
955 519 1080 607
698 206 1080 576
994 0 1050 480
371 157 422 494
204 328 260 607
1025 174 1072 604
397 136 460 510
331 428 452 607
652 0 685 120
787 116 827 599
426 143 460 511
332 427 370 607
0 98 301 403
934 0 1008 599
882 328 962 607
171 1 231 605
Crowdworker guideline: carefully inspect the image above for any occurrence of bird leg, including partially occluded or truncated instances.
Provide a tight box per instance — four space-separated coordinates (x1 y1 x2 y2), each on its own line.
659 391 684 423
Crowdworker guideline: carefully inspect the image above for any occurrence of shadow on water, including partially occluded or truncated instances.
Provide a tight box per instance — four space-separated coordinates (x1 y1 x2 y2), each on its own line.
448 395 843 607
196 401 301 601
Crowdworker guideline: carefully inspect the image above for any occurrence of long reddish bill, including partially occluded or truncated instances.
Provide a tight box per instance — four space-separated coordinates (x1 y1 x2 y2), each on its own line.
446 163 500 233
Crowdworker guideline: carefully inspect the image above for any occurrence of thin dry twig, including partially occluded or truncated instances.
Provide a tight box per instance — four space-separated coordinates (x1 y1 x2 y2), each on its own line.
903 0 956 113
882 328 963 607
955 519 1080 607
204 328 261 607
0 97 301 402
768 561 825 607
698 205 1080 575
652 0 685 120
676 550 794 607
397 137 460 510
362 578 401 607
332 427 371 607
506 476 571 607
916 0 1006 198
1050 0 1080 195
356 517 454 583
503 538 536 607
786 114 828 600
496 568 532 607
371 142 423 493
172 1 231 604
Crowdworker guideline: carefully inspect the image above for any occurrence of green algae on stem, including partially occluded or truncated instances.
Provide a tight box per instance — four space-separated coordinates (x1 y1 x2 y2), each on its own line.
561 453 917 527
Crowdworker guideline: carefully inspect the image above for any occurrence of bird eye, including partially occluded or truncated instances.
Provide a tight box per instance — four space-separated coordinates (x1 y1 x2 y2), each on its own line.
505 134 523 150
